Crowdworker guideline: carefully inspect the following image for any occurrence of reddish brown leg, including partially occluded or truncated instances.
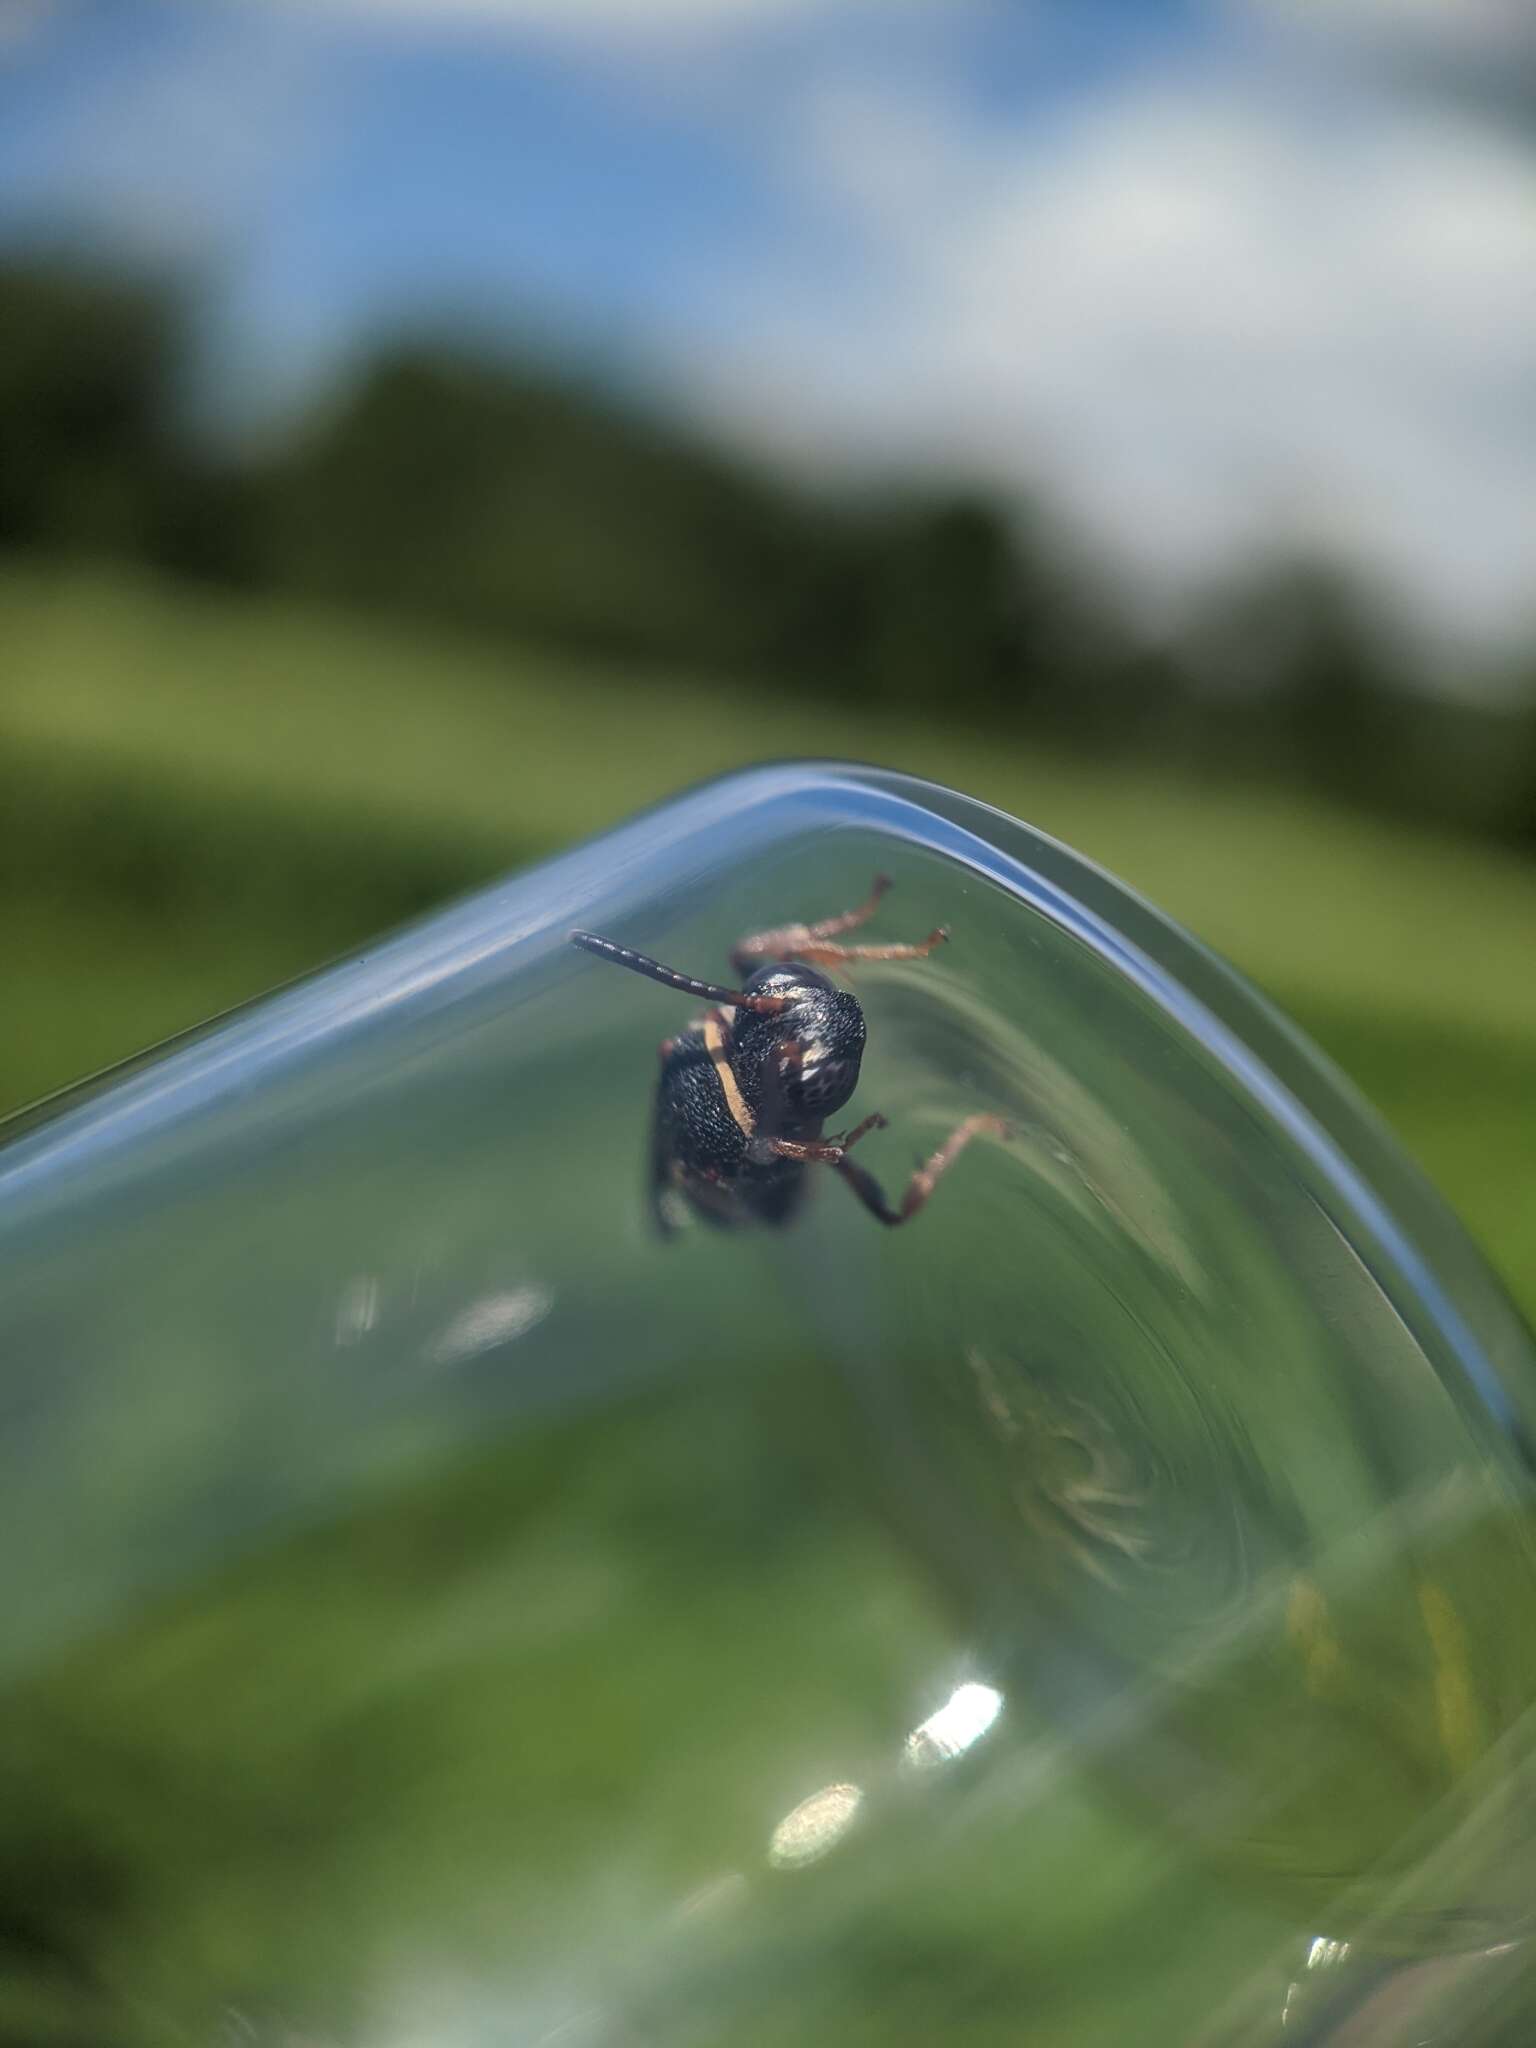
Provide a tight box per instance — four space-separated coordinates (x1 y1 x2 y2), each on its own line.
766 1136 849 1164
832 1110 888 1152
787 928 948 970
762 1111 888 1168
834 1113 1009 1226
731 874 894 973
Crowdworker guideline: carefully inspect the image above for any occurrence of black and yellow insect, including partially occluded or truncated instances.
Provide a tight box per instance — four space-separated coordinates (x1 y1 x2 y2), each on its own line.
572 876 1005 1235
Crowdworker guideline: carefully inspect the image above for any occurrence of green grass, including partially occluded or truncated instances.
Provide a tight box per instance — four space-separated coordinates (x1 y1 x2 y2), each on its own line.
3 558 1534 1314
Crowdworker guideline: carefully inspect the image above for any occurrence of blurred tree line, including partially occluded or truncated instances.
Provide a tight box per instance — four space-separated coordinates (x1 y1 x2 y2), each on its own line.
4 252 1535 846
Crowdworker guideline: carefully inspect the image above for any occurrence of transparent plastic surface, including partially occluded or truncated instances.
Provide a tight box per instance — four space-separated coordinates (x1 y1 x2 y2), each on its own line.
3 762 1536 2047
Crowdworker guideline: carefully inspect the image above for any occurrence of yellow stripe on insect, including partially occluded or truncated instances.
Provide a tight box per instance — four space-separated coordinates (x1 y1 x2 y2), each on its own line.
704 1009 755 1138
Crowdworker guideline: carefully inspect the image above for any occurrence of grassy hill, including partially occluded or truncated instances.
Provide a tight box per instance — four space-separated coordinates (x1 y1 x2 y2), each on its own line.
3 561 1533 1315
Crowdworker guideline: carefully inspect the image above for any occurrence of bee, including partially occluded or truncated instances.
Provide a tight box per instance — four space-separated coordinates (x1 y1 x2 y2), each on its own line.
572 876 1006 1235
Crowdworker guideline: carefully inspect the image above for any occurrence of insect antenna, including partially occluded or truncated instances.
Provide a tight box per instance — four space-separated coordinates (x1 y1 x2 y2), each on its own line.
570 931 788 1014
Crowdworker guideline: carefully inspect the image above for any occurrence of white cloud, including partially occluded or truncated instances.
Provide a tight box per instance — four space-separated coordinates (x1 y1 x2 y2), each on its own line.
14 3 1530 645
1236 0 1536 69
685 66 1536 645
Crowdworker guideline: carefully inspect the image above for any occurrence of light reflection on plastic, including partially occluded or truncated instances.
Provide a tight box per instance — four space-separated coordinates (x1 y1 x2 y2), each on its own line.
531 2013 604 2047
1282 1935 1355 2030
903 1682 1004 1769
335 1273 381 1347
673 1872 749 1923
767 1782 863 1869
1305 1935 1351 1971
425 1286 552 1367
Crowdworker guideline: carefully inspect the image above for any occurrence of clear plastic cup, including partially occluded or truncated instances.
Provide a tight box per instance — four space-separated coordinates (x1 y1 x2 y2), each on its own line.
2 763 1533 2046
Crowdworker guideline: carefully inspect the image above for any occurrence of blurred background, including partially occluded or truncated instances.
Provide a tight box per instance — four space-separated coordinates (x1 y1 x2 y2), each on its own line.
1 0 1534 1318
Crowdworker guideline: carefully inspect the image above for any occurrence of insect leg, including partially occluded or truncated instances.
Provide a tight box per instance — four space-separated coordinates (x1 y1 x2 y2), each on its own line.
763 1136 849 1164
787 928 949 969
730 874 892 973
832 1113 1009 1226
832 1111 888 1151
759 1113 886 1167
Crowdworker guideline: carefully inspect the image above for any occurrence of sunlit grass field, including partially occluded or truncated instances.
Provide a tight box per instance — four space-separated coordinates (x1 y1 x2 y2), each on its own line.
4 560 1534 1319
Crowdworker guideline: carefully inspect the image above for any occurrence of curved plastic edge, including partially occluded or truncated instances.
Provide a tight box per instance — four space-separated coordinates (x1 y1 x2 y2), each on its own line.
2 758 1531 1469
841 762 1536 1476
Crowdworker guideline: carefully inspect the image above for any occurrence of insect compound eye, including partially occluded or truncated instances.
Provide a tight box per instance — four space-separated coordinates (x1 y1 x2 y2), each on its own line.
794 1053 859 1114
772 984 865 1116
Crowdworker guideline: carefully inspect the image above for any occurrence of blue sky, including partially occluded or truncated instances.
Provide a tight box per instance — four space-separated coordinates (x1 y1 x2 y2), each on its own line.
2 0 1534 649
0 3 1198 397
